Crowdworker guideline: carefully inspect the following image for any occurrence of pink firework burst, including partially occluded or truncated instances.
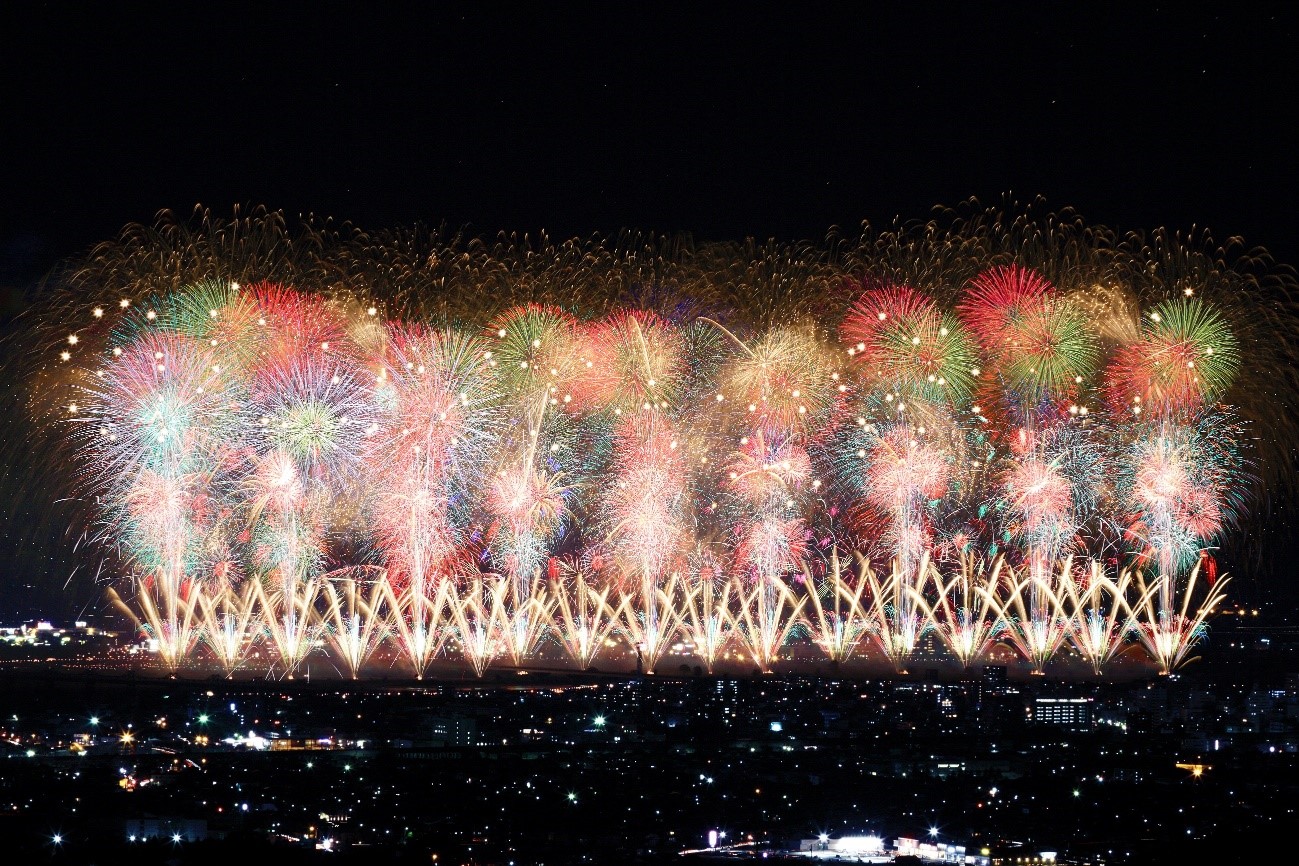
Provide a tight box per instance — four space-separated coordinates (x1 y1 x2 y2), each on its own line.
724 429 812 508
487 466 568 539
1174 487 1223 540
865 425 950 512
606 414 688 577
1004 457 1072 538
245 450 306 519
735 515 809 579
1134 446 1191 514
373 324 498 474
577 310 686 414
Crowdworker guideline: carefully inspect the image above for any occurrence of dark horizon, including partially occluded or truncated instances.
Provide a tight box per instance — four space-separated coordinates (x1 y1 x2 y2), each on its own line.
3 5 1298 286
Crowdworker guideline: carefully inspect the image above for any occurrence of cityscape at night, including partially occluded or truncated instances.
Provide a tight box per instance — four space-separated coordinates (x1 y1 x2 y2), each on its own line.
3 622 1299 863
3 5 1298 865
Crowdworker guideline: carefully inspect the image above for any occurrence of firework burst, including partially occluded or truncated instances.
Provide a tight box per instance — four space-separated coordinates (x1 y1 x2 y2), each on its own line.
26 207 1280 678
1106 297 1240 417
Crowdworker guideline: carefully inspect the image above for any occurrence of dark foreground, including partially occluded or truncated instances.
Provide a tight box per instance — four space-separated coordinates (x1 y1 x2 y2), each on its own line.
1 636 1297 865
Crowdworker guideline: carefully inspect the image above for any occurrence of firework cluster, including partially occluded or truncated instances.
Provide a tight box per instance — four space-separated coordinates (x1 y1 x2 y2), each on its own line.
50 255 1251 678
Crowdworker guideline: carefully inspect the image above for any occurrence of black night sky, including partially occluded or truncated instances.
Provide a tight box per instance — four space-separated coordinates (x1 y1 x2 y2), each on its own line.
1 3 1297 617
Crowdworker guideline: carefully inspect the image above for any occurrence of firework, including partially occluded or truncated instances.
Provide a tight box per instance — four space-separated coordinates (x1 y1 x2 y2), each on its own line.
74 328 243 668
579 310 687 415
1129 563 1231 674
843 283 978 408
679 554 738 674
1058 561 1137 676
380 570 456 678
719 325 842 434
962 266 1099 415
718 329 826 675
1117 412 1244 621
802 550 872 665
549 558 620 670
603 414 689 671
987 559 1071 674
857 555 921 673
449 575 509 677
730 573 804 672
1000 422 1104 661
838 422 951 660
1106 297 1240 417
30 206 1279 679
612 571 687 675
486 304 582 404
959 265 1054 347
319 567 389 678
915 555 1003 668
197 581 260 676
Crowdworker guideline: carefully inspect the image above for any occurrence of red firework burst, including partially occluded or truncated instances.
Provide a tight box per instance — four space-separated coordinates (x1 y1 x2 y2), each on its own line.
958 265 1053 346
841 283 938 353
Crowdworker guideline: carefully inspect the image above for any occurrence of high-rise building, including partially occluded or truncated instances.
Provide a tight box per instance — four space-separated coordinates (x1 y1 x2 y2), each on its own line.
428 715 477 747
1030 697 1094 731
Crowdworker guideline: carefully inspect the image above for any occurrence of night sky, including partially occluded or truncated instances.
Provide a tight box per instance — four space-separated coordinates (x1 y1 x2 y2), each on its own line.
2 4 1297 618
